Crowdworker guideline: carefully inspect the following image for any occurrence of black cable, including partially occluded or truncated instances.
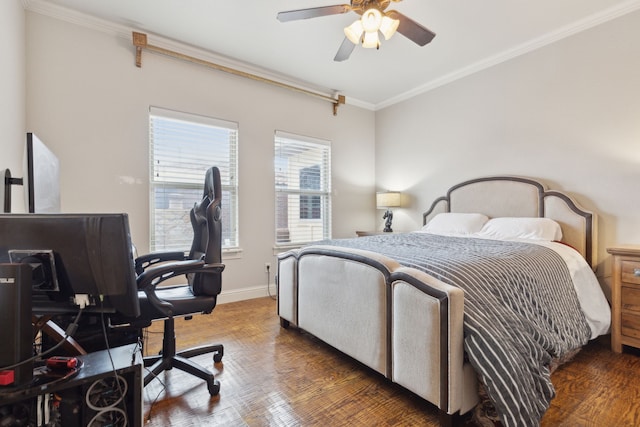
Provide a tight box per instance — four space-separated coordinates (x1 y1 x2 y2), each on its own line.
0 308 84 371
266 265 276 300
142 362 167 423
99 298 129 417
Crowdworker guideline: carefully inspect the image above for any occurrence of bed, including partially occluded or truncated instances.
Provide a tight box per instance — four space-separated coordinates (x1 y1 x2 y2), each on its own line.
276 176 611 427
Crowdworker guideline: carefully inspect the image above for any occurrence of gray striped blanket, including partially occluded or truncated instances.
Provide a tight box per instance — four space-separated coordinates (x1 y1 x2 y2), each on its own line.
316 233 591 427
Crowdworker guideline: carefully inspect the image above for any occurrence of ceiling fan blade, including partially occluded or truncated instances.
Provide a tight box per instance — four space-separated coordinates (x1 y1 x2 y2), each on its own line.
277 5 351 22
334 37 356 62
387 10 436 46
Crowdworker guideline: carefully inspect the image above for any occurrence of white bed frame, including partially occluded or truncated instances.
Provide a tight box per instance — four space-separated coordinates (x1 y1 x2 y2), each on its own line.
276 176 596 426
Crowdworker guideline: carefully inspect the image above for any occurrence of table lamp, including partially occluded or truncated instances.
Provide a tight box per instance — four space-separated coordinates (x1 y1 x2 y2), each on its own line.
376 191 401 232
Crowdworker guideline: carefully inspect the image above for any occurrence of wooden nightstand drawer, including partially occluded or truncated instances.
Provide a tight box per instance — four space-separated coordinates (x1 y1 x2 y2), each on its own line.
621 313 640 339
621 286 640 313
607 246 640 353
621 260 640 285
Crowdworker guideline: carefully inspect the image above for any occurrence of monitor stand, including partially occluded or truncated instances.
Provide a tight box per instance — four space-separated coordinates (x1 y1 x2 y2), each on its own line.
31 315 87 356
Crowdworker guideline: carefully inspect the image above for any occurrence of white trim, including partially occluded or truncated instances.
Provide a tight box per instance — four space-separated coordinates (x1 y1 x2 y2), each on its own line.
376 0 640 110
150 106 238 131
275 130 331 147
25 0 640 111
217 284 277 304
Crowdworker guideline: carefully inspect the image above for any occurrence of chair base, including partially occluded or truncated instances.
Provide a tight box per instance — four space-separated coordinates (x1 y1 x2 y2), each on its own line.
143 317 223 396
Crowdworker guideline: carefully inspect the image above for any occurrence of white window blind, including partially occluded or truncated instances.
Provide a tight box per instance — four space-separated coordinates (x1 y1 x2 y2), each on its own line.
149 106 238 252
275 131 331 246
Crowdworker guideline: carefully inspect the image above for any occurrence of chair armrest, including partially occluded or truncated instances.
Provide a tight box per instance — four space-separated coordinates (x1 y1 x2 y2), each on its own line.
135 251 186 275
137 259 204 290
136 260 225 317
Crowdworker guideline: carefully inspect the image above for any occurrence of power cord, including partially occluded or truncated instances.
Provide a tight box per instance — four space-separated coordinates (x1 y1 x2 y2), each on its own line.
266 264 276 300
0 308 84 371
98 301 128 418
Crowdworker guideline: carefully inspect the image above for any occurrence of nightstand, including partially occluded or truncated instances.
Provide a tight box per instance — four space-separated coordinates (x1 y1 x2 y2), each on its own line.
607 246 640 353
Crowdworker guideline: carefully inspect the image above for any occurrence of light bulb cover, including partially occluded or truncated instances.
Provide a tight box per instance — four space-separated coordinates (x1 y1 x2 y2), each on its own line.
361 8 382 32
344 20 364 44
380 15 399 40
362 30 380 49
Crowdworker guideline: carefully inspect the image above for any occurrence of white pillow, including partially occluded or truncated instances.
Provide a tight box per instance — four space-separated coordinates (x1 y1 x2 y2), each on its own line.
477 217 563 241
421 213 489 236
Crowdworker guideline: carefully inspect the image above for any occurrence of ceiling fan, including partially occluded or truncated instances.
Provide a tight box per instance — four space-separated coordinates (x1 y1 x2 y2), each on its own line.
277 0 436 62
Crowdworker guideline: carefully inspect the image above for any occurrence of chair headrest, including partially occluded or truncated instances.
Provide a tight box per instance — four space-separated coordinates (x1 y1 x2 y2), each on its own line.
203 167 221 202
192 195 210 225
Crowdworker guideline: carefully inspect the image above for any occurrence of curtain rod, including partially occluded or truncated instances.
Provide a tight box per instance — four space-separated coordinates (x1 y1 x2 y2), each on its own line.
132 32 345 116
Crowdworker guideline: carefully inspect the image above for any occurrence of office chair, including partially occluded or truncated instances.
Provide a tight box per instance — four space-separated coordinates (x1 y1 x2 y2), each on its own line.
125 166 225 396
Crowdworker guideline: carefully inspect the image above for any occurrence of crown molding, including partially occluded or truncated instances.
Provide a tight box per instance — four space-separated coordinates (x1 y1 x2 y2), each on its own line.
375 0 640 110
25 0 638 112
23 0 374 110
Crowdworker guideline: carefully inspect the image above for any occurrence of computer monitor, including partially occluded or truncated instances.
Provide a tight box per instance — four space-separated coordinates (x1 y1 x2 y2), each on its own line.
24 133 61 213
3 132 61 214
0 213 140 317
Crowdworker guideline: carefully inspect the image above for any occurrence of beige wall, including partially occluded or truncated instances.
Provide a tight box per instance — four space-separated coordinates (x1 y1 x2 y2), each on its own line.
375 9 640 289
0 0 26 209
12 4 639 301
24 11 376 301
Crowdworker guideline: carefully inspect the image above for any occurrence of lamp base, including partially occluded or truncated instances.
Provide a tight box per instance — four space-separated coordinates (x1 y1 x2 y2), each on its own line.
382 208 394 233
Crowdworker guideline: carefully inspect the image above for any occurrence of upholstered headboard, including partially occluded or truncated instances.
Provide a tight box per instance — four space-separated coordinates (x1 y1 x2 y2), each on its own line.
422 176 597 268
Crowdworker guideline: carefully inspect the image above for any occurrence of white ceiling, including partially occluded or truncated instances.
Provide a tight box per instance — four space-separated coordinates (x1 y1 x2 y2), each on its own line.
26 0 640 109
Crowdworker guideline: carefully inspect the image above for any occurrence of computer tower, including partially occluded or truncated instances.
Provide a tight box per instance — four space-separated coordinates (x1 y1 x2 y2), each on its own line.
55 345 143 426
0 263 33 387
0 344 142 427
56 368 141 426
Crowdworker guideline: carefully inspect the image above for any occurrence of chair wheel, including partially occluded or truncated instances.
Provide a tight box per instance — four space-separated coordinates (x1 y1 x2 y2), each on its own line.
213 346 224 363
208 379 220 396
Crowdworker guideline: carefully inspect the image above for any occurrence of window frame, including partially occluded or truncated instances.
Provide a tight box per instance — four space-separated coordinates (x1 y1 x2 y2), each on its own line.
274 130 331 247
149 106 239 253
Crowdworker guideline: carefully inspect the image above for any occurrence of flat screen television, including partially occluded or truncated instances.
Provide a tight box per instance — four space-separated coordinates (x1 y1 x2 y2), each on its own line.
0 213 140 317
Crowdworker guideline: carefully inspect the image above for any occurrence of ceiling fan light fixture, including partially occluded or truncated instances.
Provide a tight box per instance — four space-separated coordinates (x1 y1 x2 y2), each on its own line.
362 30 380 49
276 1 437 62
344 20 364 44
361 8 382 33
379 15 399 40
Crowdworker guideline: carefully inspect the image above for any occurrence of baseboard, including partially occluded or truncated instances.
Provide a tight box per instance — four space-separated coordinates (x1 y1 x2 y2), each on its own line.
217 284 277 304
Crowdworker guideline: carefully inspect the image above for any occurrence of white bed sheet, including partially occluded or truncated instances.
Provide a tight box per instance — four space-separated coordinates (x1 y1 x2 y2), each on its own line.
414 230 611 339
535 240 611 340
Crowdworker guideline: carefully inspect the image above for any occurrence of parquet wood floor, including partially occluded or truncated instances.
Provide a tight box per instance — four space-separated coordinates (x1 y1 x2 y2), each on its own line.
141 297 640 426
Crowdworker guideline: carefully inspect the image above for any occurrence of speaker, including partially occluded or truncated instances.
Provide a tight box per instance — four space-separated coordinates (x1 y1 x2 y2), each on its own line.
0 263 33 387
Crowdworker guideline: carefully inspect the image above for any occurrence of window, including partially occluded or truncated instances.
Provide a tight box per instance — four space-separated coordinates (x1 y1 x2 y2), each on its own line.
299 165 321 219
275 131 331 246
149 107 238 252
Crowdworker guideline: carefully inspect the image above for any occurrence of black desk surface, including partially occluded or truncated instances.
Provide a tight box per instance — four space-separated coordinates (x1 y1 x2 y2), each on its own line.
0 343 141 406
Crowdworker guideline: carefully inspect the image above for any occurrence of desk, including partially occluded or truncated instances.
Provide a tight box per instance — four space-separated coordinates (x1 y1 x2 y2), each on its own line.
0 344 142 426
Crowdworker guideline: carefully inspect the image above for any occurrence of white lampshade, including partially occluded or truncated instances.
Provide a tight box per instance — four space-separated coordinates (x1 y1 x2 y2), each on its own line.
344 20 364 44
379 15 399 40
362 31 380 49
376 191 401 208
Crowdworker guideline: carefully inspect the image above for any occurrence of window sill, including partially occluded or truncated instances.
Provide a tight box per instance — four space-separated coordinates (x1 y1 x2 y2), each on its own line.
223 247 243 260
272 244 303 255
